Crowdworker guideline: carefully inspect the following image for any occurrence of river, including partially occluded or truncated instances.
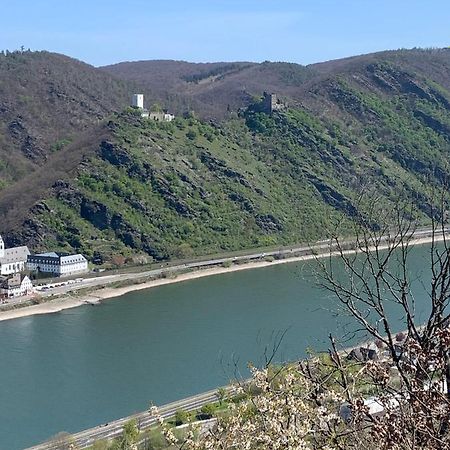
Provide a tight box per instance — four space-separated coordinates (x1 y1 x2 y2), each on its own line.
0 244 434 449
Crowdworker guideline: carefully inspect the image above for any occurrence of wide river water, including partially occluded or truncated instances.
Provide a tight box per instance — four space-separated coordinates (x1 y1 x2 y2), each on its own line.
0 244 435 449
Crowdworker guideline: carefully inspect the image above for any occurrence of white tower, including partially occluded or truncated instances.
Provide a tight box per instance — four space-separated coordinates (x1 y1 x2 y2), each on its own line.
0 235 4 258
131 94 144 109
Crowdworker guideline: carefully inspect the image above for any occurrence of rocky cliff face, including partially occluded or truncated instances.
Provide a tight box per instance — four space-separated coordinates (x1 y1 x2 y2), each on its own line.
1 49 450 262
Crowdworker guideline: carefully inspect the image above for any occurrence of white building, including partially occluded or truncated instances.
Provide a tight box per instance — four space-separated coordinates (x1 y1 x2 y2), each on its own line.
131 94 175 121
27 252 89 277
149 112 175 122
0 235 30 275
0 274 34 299
131 94 144 109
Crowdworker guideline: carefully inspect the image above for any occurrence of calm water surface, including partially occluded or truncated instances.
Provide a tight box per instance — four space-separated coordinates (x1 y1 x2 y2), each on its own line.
0 246 434 449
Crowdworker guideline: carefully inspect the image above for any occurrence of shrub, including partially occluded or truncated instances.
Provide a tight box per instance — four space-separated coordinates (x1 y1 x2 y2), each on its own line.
174 409 189 426
186 130 197 140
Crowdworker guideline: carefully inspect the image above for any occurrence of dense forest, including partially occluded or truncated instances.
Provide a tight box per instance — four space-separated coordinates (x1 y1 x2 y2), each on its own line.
1 48 450 263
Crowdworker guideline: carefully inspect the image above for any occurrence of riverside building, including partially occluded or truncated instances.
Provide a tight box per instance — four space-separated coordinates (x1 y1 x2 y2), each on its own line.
0 273 34 299
0 235 30 275
27 252 89 277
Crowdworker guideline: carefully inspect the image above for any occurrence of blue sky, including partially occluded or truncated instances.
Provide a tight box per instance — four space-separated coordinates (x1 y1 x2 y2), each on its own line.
1 0 449 66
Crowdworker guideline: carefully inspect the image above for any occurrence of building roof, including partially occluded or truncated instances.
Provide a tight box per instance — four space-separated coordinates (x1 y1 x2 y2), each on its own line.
29 252 87 264
0 246 30 265
0 273 29 289
60 254 87 263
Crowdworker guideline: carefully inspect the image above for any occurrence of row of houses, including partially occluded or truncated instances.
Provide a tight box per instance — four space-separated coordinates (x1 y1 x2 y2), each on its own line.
0 235 89 300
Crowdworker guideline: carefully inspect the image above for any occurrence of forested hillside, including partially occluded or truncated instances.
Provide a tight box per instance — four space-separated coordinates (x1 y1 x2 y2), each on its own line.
1 48 450 262
0 51 131 190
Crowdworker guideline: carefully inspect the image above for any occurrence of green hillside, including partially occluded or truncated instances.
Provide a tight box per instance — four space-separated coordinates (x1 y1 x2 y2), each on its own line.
1 49 450 263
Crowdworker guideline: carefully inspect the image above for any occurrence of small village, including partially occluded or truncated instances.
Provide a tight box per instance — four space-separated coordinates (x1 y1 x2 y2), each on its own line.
0 235 88 302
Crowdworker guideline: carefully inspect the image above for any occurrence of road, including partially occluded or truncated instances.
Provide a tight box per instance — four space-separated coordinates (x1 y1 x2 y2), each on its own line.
25 387 235 449
37 226 442 299
23 226 446 448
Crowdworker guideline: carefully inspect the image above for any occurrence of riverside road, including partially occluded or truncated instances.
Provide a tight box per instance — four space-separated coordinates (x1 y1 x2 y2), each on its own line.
25 387 230 449
22 227 445 449
38 226 439 300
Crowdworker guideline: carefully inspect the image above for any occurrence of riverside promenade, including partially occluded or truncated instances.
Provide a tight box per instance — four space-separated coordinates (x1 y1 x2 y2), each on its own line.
0 226 442 324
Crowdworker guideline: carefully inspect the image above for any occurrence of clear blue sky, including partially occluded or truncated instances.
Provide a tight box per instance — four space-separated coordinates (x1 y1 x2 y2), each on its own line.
1 0 449 67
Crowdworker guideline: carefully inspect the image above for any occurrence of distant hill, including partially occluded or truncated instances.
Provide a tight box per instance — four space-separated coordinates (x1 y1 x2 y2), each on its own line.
100 48 450 118
1 48 450 262
100 59 317 118
0 51 132 189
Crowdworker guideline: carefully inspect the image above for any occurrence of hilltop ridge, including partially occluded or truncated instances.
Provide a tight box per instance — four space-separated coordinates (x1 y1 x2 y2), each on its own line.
1 48 450 263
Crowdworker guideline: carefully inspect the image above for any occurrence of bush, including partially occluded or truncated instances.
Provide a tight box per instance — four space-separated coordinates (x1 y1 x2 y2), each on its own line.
186 130 197 140
174 409 189 426
197 403 215 420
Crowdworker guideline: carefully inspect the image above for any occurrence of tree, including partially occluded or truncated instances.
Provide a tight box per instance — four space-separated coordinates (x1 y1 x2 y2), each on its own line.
198 403 215 420
172 243 194 259
156 198 450 449
312 199 450 448
111 420 139 450
111 254 126 268
47 431 78 449
151 103 162 112
186 130 197 141
216 387 227 405
174 409 189 426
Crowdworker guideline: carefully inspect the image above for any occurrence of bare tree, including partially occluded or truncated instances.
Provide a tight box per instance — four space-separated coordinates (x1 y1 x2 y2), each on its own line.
313 196 450 449
154 198 450 449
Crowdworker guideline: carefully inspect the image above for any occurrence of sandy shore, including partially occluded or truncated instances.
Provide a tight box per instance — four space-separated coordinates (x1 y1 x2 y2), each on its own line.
0 234 444 323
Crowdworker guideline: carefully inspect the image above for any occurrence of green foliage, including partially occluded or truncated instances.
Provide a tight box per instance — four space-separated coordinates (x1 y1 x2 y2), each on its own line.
32 100 450 261
24 54 450 262
171 243 195 259
245 112 276 134
151 102 163 112
174 409 189 426
186 129 197 140
217 387 228 405
199 403 216 419
90 441 110 450
110 420 139 450
50 138 72 153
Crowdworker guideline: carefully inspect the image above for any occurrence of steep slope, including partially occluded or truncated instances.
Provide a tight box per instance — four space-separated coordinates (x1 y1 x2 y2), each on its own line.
0 50 132 190
4 110 362 260
2 49 450 263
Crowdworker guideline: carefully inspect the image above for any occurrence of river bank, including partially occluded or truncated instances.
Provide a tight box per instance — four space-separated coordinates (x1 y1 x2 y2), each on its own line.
1 237 442 450
0 233 444 323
